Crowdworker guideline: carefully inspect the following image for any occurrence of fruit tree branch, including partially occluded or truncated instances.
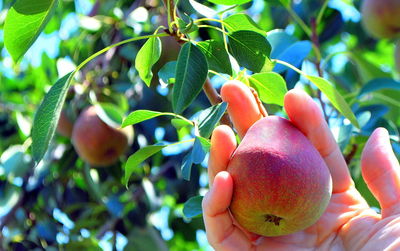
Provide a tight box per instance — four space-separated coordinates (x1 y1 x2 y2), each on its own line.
203 79 231 126
311 18 329 124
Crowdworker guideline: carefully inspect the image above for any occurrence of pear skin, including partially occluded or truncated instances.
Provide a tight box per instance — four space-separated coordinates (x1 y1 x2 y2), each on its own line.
227 116 332 236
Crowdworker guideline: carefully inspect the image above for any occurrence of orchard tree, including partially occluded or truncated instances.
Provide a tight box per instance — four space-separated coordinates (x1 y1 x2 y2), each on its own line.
0 0 399 250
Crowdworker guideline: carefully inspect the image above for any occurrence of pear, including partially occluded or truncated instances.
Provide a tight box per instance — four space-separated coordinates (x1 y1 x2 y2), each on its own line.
227 116 332 236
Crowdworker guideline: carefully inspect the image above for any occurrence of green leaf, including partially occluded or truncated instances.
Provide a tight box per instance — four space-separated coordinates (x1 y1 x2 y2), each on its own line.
4 0 58 62
181 153 193 181
359 78 400 97
124 145 167 186
0 184 22 217
224 13 266 35
65 238 102 251
192 137 208 164
248 72 288 106
197 40 232 75
135 37 162 87
31 73 72 163
348 52 390 83
189 0 218 18
181 137 210 181
94 103 124 128
279 0 291 8
307 76 360 128
177 15 199 34
158 61 176 85
1 145 30 179
171 118 193 128
207 0 251 5
183 196 203 218
228 30 273 73
173 43 209 114
198 102 228 138
122 110 179 128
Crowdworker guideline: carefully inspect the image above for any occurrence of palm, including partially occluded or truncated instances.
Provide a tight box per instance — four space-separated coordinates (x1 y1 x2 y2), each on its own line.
202 81 400 251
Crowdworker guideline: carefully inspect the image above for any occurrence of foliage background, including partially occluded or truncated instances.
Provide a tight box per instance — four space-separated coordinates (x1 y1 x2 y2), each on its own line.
0 0 400 250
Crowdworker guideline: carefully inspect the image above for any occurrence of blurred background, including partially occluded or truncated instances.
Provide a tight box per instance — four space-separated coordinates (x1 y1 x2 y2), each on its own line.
1 0 400 250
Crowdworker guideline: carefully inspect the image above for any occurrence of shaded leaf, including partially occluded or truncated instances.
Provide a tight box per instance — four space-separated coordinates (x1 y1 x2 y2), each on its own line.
197 40 232 75
173 43 208 114
348 52 391 83
181 153 193 181
31 73 72 163
359 78 400 97
183 196 203 218
94 102 124 128
191 137 208 164
158 61 176 85
198 102 228 138
273 41 312 73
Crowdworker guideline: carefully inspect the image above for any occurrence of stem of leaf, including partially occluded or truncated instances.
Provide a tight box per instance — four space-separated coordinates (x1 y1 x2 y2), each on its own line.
209 70 229 80
197 25 230 36
284 5 312 37
203 79 231 126
203 79 222 105
162 112 194 126
316 0 330 26
272 59 302 74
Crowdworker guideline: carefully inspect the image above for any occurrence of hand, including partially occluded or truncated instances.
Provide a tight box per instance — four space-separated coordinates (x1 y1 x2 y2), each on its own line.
202 81 400 251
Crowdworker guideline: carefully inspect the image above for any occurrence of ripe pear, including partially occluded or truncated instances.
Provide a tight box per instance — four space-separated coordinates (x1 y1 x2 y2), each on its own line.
361 0 400 39
72 106 133 167
227 116 332 237
56 109 74 138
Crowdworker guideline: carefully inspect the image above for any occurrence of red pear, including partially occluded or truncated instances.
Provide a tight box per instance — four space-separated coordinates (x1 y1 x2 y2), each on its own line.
227 116 332 236
72 106 133 167
361 0 400 39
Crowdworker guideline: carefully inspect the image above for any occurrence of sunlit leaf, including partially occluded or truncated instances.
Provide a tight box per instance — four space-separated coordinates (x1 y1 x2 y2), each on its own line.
248 72 287 106
228 30 273 73
135 37 162 87
224 13 266 35
124 145 167 186
4 0 58 61
207 0 251 5
307 76 360 128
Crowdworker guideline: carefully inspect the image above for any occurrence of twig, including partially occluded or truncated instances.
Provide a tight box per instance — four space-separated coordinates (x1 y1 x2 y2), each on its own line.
88 0 101 17
310 18 329 124
203 79 231 126
203 79 222 105
345 144 358 164
162 0 176 28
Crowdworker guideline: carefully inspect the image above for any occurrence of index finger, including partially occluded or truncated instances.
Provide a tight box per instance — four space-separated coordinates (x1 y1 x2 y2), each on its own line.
221 80 265 138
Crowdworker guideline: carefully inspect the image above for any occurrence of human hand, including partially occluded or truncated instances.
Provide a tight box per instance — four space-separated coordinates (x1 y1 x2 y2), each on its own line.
202 81 400 250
